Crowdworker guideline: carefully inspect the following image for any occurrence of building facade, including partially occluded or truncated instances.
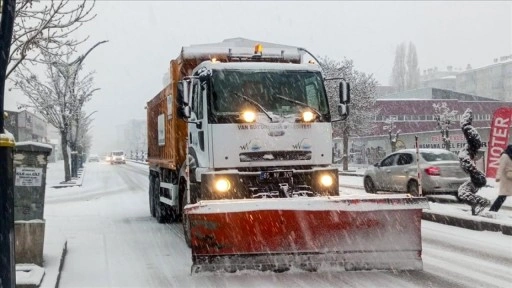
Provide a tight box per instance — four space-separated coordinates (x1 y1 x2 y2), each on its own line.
456 57 512 101
5 110 47 142
347 88 512 171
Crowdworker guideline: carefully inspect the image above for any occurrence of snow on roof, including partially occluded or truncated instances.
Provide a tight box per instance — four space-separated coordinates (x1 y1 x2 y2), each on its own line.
187 195 429 214
16 141 53 150
0 131 15 145
198 61 322 72
16 264 44 286
181 38 304 61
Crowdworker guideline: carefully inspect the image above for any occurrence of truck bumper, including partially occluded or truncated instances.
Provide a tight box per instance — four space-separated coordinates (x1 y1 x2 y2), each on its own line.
199 167 339 200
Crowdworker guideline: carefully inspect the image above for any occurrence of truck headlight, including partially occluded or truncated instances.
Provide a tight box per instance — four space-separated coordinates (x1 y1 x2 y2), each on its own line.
302 111 315 122
320 174 333 187
214 178 231 193
242 111 256 123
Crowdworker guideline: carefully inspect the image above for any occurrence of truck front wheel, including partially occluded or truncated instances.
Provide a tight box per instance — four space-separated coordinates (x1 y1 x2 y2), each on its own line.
182 180 199 248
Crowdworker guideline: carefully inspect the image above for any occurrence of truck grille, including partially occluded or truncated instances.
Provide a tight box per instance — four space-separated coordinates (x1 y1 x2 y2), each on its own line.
239 151 311 162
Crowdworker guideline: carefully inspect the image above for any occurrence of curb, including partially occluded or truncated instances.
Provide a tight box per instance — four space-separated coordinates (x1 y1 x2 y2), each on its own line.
50 167 86 188
339 172 364 177
422 211 512 236
54 241 67 288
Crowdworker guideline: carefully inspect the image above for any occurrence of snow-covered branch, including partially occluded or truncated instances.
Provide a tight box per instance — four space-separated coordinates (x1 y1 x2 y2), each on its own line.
8 0 97 79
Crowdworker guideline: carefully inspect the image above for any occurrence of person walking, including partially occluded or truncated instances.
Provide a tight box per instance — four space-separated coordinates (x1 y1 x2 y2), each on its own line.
489 144 512 212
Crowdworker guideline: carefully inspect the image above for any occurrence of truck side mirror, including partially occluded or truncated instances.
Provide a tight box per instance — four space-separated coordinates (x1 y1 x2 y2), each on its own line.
339 81 350 104
177 80 190 119
337 103 349 120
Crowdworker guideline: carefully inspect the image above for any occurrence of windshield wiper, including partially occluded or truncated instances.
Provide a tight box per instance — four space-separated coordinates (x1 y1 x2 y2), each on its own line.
274 94 323 120
233 92 273 121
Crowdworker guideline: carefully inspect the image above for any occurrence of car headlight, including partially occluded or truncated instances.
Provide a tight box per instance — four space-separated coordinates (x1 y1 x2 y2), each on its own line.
320 174 333 187
302 111 315 122
214 178 231 193
241 111 256 123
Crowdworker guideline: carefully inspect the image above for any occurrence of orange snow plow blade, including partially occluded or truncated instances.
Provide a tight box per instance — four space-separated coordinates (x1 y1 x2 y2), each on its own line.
185 195 429 273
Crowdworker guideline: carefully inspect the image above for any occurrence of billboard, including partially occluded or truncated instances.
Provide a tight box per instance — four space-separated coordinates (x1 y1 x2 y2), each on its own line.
485 107 512 178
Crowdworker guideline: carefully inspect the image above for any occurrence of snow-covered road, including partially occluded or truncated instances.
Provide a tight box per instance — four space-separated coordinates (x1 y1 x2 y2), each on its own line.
45 162 512 287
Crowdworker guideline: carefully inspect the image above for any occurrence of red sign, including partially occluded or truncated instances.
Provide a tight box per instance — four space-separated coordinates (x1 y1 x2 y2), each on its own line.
486 107 512 178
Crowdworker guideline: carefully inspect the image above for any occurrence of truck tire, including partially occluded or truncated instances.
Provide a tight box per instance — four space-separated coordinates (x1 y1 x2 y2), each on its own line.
182 181 199 248
149 175 155 217
154 178 170 223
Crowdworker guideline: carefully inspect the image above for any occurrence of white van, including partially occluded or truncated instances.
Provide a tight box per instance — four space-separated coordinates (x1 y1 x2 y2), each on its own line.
110 150 126 164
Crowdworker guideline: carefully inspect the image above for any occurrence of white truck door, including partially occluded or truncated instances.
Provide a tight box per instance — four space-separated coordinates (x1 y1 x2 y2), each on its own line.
188 79 209 173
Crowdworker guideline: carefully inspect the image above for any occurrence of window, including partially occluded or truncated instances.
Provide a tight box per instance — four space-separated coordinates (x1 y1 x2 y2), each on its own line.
397 153 413 165
197 82 205 120
191 79 204 120
305 79 320 108
191 80 199 119
380 154 397 167
421 151 458 162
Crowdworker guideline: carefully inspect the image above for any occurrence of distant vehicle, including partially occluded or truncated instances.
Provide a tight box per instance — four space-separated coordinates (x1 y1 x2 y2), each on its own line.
110 151 126 164
88 154 100 162
363 148 469 197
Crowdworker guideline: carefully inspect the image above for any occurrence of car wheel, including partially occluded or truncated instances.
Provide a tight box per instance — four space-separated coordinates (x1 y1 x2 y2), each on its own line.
364 177 377 194
407 180 419 196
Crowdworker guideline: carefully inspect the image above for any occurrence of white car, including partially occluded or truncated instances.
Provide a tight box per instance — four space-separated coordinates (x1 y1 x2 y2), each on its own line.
363 148 469 197
88 154 100 162
110 151 126 164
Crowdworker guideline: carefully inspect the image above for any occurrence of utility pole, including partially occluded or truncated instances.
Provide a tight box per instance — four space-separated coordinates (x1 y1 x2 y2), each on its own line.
0 0 17 287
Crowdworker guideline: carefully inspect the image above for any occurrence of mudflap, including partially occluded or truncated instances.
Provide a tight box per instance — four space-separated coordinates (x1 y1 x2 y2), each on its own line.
185 195 430 273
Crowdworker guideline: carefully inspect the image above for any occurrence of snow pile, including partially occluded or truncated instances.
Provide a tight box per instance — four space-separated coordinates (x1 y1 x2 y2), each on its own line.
16 264 45 286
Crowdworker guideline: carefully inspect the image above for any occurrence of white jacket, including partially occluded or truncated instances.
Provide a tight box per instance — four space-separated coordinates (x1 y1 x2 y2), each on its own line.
496 153 512 196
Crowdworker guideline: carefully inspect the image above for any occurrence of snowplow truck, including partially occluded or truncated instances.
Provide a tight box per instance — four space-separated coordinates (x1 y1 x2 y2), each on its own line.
146 38 429 273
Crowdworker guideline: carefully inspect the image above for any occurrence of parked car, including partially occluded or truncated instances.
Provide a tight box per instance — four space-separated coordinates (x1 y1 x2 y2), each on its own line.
88 154 100 162
363 148 469 197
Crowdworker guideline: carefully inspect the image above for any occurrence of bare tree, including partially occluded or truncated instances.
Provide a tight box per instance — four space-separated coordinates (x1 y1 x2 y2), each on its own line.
433 102 458 151
15 42 105 181
406 42 420 90
319 56 379 171
391 41 420 92
383 117 401 152
69 110 96 169
390 43 407 91
8 0 96 79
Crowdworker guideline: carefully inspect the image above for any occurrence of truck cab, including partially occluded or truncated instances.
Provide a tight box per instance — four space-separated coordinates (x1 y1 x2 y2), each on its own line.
179 60 347 201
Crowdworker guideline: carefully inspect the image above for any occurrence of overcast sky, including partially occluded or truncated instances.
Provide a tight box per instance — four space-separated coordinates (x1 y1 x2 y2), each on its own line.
5 1 511 154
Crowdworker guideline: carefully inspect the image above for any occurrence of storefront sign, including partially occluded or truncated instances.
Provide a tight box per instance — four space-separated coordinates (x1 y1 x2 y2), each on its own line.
15 167 43 187
486 107 512 178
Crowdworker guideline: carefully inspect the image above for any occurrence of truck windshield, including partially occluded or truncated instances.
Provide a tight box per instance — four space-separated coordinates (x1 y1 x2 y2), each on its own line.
210 69 329 119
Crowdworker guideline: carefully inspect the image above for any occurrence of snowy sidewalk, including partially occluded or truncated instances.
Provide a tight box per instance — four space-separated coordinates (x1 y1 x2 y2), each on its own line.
338 172 512 235
46 162 86 188
15 161 77 288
